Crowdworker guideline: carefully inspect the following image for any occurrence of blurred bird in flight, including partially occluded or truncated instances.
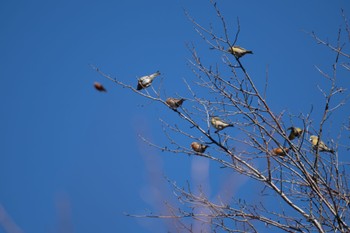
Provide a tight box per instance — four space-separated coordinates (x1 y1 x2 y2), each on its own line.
94 82 107 92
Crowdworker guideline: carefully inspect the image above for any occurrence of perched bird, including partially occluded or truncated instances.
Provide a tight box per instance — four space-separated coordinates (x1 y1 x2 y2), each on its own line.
166 98 185 109
93 82 107 92
309 135 335 153
136 71 161 90
211 116 233 133
191 142 209 153
287 127 303 140
228 46 253 58
271 147 290 156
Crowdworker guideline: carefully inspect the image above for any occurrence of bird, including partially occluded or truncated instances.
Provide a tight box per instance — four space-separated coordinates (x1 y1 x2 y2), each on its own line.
93 82 107 92
271 147 290 156
211 116 233 133
309 135 335 153
191 142 209 153
166 98 185 109
136 71 161 90
287 127 303 140
227 46 253 58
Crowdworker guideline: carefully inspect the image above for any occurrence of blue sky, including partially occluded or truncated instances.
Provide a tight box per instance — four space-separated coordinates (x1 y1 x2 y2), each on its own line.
1 0 350 232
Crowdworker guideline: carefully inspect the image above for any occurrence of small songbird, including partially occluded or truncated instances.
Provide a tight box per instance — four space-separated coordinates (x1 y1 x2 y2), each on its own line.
136 71 161 90
211 116 233 133
309 135 335 153
228 46 253 58
166 97 185 109
287 127 303 140
191 142 209 153
94 82 107 92
271 147 290 156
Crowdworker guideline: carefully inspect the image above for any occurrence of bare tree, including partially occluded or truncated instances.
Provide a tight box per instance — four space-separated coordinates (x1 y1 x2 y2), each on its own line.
93 2 350 232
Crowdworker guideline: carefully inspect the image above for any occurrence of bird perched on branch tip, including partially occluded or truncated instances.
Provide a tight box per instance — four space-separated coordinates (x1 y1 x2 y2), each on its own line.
228 46 253 58
136 71 161 90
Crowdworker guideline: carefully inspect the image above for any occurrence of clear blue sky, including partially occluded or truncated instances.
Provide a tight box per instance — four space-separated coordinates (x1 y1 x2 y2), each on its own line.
1 0 349 232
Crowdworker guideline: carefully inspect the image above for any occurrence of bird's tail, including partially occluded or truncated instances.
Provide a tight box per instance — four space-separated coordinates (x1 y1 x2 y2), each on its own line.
246 50 253 54
154 71 161 76
149 71 161 80
179 98 186 104
329 149 335 154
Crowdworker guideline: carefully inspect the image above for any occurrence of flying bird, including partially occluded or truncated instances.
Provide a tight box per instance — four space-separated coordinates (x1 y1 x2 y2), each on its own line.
309 135 335 153
94 82 107 92
136 71 161 90
166 98 185 109
287 127 303 140
271 147 290 156
191 142 209 153
211 116 233 133
228 46 253 58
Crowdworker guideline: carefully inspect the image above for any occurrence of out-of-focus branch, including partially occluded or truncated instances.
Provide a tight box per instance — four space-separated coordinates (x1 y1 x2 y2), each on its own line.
0 205 24 233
